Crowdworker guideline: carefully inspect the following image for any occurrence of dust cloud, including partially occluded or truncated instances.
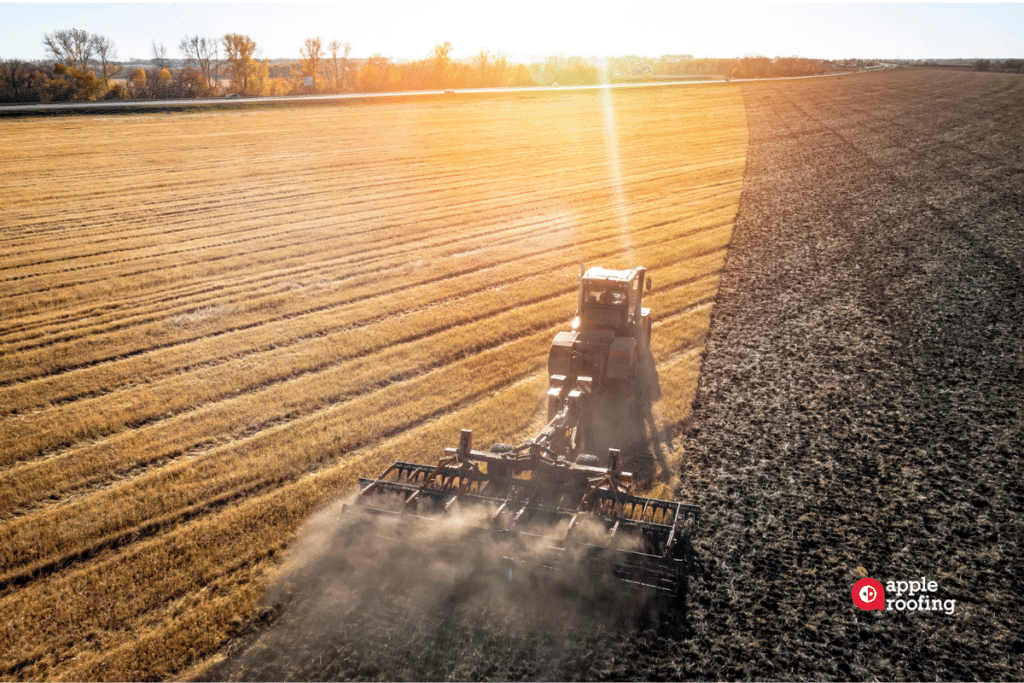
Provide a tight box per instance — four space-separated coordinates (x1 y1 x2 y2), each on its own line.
213 494 663 681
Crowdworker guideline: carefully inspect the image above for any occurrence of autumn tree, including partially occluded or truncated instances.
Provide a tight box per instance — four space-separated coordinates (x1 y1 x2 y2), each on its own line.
158 67 173 96
358 54 393 92
510 63 535 87
223 33 258 95
300 37 324 88
46 62 104 101
492 50 509 87
40 29 120 97
252 58 271 95
179 35 220 91
126 66 146 98
550 56 598 86
543 53 565 83
43 28 93 70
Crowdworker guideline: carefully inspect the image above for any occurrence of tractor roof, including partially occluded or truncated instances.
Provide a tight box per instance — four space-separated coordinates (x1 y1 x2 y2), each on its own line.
582 266 638 284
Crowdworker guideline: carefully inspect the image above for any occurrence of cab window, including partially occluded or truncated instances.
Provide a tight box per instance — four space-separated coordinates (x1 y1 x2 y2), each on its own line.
584 285 627 308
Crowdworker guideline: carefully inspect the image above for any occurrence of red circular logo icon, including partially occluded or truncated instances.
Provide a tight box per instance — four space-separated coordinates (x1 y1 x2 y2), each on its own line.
852 577 885 610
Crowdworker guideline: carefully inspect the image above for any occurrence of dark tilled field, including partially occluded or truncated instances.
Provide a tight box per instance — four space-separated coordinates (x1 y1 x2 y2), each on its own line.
206 70 1023 681
675 69 1023 680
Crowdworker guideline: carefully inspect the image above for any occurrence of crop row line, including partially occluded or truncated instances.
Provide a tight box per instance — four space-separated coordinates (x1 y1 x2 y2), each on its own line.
0 201 737 387
0 118 745 270
0 346 555 585
0 151 728 305
0 369 552 679
0 117 721 266
0 163 729 325
0 323 559 573
0 201 576 347
0 219 731 428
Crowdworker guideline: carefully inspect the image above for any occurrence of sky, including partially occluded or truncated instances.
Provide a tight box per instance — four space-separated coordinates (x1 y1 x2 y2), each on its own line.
1 1 1022 63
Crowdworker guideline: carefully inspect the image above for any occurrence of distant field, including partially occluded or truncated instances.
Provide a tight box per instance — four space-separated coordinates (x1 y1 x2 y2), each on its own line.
0 85 747 680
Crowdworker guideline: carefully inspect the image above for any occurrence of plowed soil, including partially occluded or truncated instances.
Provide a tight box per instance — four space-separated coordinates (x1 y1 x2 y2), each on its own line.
203 69 1023 681
675 69 1023 681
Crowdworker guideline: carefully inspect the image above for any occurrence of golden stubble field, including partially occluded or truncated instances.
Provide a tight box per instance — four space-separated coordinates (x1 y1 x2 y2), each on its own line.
0 85 746 680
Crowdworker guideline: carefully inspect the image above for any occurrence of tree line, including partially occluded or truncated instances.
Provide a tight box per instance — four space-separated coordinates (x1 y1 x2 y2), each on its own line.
1 28 854 103
974 59 1023 73
0 30 541 102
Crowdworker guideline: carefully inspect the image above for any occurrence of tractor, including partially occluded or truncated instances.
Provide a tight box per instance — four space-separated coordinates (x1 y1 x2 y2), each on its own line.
346 265 695 604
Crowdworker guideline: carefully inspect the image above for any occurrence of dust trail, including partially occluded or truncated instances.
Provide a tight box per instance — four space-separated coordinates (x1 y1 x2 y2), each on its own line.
211 494 661 681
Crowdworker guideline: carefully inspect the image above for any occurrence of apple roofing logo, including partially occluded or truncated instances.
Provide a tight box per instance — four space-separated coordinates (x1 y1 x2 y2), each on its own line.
852 577 885 610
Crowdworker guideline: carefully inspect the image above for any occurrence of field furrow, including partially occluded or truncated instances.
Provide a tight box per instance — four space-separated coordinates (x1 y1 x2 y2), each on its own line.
0 187 735 364
0 224 730 467
0 196 737 385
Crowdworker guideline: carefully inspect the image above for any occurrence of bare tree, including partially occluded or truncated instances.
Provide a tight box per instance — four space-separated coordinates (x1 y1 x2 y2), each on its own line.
179 35 220 90
90 34 118 85
151 40 167 70
300 37 324 87
430 41 452 88
178 66 206 97
475 48 489 86
340 41 351 90
327 39 342 89
43 28 93 70
0 58 39 101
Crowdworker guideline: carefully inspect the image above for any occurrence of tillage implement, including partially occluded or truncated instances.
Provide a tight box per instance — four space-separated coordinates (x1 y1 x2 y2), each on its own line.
346 265 700 602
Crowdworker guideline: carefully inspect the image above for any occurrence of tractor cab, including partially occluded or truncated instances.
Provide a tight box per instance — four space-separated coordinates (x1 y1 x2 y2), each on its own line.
574 265 649 336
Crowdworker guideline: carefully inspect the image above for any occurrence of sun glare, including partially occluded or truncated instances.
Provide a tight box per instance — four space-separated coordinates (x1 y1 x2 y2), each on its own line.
597 57 633 262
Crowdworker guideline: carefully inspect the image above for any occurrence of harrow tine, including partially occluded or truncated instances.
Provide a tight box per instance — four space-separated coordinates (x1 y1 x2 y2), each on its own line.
350 425 698 599
491 498 510 526
509 500 530 530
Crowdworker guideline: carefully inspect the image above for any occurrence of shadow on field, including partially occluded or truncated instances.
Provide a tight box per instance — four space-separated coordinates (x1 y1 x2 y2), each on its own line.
203 495 697 681
586 349 670 487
